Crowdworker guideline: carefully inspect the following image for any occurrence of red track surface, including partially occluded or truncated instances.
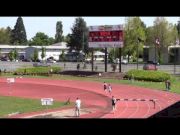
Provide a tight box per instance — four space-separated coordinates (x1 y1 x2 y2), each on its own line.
0 77 180 118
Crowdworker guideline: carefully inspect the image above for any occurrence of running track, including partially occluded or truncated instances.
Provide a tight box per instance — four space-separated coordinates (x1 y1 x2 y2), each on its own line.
0 77 180 118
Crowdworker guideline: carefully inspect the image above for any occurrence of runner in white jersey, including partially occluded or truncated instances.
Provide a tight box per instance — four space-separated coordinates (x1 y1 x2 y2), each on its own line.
75 97 81 117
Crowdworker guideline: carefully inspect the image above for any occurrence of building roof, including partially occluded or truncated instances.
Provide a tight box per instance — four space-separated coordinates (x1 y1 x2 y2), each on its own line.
0 42 69 49
0 45 27 49
51 42 67 46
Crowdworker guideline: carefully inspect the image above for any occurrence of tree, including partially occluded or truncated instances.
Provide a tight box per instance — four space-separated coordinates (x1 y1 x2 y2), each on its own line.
177 20 180 40
151 17 178 63
146 26 154 46
67 17 89 54
48 37 55 45
0 27 11 44
64 34 71 43
55 21 63 43
59 49 65 61
108 48 120 63
33 48 38 62
14 48 18 60
8 50 14 61
41 47 46 60
123 17 146 62
11 17 27 45
29 32 54 46
0 48 2 58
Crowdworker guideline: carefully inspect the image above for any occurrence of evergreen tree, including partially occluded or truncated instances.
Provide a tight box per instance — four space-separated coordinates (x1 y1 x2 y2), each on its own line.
11 17 27 45
55 21 63 43
67 17 88 54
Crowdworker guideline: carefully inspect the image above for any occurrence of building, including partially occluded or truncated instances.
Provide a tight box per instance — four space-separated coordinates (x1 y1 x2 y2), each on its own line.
0 42 69 61
143 45 180 64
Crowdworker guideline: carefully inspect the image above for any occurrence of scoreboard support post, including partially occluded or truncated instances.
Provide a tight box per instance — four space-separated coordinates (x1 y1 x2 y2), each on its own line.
119 48 122 72
105 48 107 72
91 50 94 71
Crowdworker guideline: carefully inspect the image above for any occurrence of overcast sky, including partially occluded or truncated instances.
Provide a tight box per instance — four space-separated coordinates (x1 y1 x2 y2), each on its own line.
0 17 179 40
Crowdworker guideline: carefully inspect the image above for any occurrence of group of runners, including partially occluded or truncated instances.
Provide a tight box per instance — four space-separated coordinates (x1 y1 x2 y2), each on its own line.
103 82 120 113
103 82 112 94
73 82 119 117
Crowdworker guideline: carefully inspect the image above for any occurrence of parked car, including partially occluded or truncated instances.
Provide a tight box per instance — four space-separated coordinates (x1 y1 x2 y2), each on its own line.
0 57 9 61
22 59 31 62
143 63 157 70
147 61 159 65
114 58 128 64
122 59 128 64
47 59 56 63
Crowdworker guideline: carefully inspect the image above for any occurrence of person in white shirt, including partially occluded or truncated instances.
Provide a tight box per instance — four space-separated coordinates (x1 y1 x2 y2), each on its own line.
75 97 81 117
108 84 112 94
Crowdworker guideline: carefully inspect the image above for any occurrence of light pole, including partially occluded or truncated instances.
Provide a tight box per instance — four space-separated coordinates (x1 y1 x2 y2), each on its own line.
154 43 157 69
82 31 84 54
105 47 107 72
119 48 122 72
155 38 160 69
174 46 177 75
137 38 140 70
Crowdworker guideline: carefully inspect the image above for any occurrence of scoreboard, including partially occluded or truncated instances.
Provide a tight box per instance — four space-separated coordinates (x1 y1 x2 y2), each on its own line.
88 25 123 48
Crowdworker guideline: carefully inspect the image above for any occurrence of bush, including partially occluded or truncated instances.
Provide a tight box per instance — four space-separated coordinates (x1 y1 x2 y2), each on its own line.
14 67 61 76
124 69 171 82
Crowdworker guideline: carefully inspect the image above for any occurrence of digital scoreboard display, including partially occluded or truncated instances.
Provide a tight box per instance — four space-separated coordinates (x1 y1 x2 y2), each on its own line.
88 25 123 48
89 31 123 42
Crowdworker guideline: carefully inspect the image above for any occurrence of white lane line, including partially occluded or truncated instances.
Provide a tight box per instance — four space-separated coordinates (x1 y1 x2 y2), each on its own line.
143 101 151 118
116 101 128 118
128 101 139 118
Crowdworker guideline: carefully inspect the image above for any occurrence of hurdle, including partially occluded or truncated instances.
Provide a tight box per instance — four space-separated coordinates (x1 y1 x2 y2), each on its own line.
117 98 157 109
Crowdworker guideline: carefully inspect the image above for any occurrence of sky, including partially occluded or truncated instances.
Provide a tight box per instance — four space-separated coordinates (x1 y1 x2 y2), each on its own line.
0 17 179 40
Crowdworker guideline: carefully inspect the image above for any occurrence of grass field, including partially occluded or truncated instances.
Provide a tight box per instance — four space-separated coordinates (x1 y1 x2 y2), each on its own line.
1 73 180 94
0 96 72 118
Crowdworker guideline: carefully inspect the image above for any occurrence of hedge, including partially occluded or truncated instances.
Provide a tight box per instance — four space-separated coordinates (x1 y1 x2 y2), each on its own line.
124 69 171 82
14 67 61 76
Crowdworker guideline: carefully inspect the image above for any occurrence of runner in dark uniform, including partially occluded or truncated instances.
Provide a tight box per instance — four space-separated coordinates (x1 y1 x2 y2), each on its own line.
103 82 107 92
112 96 119 113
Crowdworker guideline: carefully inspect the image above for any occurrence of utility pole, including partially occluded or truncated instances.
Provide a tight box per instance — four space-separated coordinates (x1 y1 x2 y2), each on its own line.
105 48 107 72
119 48 122 72
137 39 139 70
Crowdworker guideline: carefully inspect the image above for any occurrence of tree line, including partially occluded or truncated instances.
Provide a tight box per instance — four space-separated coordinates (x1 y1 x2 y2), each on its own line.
0 17 180 63
0 17 64 45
